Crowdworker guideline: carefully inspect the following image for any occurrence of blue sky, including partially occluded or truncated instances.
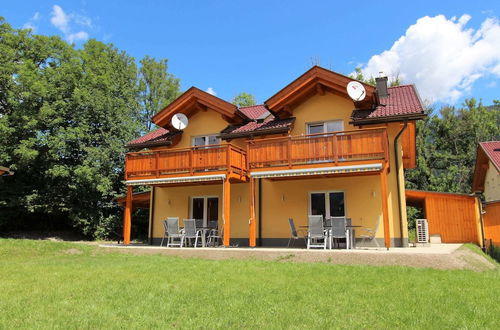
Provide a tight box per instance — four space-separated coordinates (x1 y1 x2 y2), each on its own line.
3 0 500 107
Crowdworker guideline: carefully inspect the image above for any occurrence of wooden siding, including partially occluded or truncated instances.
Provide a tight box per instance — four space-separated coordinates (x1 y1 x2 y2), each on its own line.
125 144 247 180
406 190 479 244
401 121 416 169
247 128 388 170
484 201 500 245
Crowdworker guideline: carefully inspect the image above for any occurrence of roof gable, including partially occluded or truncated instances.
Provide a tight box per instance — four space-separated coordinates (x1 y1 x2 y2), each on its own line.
472 141 500 192
152 87 247 129
265 66 376 117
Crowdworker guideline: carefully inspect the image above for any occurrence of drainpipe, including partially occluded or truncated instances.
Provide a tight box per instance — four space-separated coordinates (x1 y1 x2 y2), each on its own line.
394 120 408 247
258 178 262 246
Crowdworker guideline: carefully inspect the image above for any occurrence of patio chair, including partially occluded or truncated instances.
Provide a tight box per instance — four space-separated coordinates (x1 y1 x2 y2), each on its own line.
195 219 204 228
307 215 327 249
331 217 347 249
207 225 223 247
287 218 306 247
182 219 202 248
165 217 183 247
359 215 381 248
160 220 169 247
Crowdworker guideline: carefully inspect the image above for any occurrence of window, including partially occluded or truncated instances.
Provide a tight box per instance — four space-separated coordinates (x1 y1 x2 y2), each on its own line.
309 191 345 218
307 120 344 135
192 135 220 147
190 196 219 227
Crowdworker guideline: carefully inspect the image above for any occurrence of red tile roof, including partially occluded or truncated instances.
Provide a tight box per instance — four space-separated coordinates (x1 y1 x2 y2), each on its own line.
126 127 174 148
480 141 500 172
221 117 294 137
238 105 270 119
351 85 424 122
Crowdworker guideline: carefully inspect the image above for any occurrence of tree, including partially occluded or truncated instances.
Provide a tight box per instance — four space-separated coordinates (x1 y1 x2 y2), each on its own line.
0 18 143 238
231 92 256 107
138 56 180 131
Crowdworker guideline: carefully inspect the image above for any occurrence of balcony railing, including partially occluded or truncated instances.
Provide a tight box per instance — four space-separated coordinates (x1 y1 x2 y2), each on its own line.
125 144 247 180
247 128 389 170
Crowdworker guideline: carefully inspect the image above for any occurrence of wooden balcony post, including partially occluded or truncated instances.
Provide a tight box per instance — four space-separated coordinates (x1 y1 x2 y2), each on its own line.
287 135 292 168
124 154 129 180
249 177 256 247
123 185 133 245
155 152 160 178
226 144 231 172
380 164 391 249
223 178 231 247
333 134 338 163
189 149 194 175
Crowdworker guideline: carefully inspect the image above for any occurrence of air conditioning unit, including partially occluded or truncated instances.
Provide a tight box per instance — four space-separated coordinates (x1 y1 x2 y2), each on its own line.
416 219 429 243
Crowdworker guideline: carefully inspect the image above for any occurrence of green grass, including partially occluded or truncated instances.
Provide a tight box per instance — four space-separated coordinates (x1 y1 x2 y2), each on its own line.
0 239 499 329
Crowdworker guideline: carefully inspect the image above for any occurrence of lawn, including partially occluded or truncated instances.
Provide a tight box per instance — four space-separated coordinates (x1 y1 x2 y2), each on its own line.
0 239 498 329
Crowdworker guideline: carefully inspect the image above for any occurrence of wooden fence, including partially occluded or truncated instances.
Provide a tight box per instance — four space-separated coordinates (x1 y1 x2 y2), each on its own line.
483 201 500 245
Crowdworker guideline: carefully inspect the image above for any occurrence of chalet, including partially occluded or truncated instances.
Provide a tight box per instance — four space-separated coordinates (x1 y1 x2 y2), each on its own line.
472 141 500 245
122 66 425 248
472 141 500 202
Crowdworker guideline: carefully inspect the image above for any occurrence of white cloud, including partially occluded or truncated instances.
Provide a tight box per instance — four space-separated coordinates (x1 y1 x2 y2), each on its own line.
51 5 69 33
206 87 217 96
67 31 89 43
22 12 41 32
359 14 500 104
50 5 91 43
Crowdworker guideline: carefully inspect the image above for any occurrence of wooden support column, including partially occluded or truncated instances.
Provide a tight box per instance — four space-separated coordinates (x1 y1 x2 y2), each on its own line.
223 178 231 246
380 164 391 248
123 185 133 245
249 177 256 247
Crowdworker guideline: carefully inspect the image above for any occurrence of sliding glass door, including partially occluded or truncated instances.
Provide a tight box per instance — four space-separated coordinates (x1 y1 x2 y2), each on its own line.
309 191 345 218
190 196 219 227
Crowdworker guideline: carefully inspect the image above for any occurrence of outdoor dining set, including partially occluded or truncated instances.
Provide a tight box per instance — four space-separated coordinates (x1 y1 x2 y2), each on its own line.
288 215 380 249
160 218 222 248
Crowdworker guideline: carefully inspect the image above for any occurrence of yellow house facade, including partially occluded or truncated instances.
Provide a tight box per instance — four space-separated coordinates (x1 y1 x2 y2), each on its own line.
123 66 425 248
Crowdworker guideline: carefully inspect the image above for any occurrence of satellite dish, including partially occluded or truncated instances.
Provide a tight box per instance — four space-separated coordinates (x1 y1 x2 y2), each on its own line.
347 81 366 101
171 113 189 130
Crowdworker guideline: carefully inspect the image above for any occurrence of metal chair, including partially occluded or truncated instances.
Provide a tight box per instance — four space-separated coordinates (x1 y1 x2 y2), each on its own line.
207 225 223 247
182 219 202 248
160 220 169 247
165 217 183 247
287 218 306 247
360 215 381 248
307 215 327 249
331 217 347 249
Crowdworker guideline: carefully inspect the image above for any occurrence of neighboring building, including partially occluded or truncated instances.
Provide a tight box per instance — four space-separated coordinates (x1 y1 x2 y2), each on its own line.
472 141 500 202
472 141 500 245
122 66 425 247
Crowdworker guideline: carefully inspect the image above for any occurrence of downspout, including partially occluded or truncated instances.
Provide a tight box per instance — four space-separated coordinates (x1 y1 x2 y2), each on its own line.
394 120 408 247
258 178 262 246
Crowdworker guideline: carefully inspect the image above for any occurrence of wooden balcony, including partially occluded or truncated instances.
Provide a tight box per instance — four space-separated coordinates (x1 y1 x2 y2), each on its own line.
247 128 389 172
125 144 247 181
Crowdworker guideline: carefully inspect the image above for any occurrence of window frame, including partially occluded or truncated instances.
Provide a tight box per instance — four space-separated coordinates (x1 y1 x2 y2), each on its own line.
306 120 344 135
308 190 346 219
